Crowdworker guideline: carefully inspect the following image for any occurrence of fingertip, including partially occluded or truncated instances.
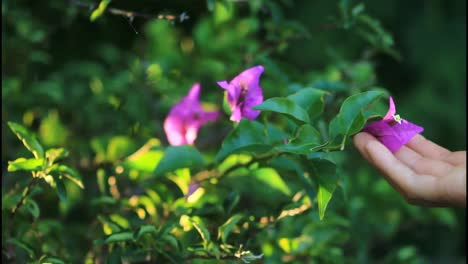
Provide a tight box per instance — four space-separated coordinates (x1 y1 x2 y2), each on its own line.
353 132 375 162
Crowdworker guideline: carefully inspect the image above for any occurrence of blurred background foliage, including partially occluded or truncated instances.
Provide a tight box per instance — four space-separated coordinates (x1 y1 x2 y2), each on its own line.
2 0 465 263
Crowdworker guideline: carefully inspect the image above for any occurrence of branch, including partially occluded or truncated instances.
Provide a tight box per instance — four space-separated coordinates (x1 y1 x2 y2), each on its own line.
184 254 239 261
11 177 39 218
70 0 190 22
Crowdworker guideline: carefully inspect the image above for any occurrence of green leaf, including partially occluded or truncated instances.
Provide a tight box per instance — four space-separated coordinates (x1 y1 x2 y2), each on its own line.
55 179 67 202
216 119 272 162
309 159 338 220
40 256 66 264
8 158 44 172
275 124 325 154
90 0 111 22
329 90 384 145
25 198 40 219
104 232 135 244
287 88 328 119
218 214 243 243
253 97 310 123
223 191 240 214
135 225 157 240
49 164 84 189
154 145 204 176
190 218 211 246
5 238 35 258
45 148 69 165
123 150 164 173
8 121 44 158
207 0 215 11
252 167 291 196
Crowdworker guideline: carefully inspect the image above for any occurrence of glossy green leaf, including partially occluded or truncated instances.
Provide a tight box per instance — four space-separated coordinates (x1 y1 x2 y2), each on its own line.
329 90 384 144
8 121 44 159
276 124 325 154
218 214 243 243
287 88 327 119
216 119 272 162
7 158 44 172
49 164 84 189
309 159 338 220
253 97 310 123
154 145 204 176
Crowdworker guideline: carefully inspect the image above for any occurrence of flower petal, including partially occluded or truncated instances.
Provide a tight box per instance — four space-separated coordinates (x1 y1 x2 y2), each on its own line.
231 65 264 89
217 81 230 90
164 83 219 146
164 116 188 146
383 96 397 120
393 119 424 146
230 106 243 122
363 119 424 153
187 83 201 101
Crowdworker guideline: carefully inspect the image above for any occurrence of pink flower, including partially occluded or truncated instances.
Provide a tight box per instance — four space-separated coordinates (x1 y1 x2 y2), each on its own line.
164 83 220 146
363 96 424 152
217 65 264 122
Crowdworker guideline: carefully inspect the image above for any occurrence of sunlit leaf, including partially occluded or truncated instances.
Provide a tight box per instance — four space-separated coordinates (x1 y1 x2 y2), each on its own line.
309 159 338 220
252 168 291 196
189 218 211 246
90 0 111 22
45 148 69 165
7 157 44 172
8 121 44 159
49 164 84 189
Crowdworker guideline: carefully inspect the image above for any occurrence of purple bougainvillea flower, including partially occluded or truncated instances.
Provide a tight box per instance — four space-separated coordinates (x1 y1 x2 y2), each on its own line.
164 83 220 146
217 65 264 122
363 96 424 152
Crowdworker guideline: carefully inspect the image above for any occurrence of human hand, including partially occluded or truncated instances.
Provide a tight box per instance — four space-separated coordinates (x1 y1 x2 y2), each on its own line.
353 132 466 207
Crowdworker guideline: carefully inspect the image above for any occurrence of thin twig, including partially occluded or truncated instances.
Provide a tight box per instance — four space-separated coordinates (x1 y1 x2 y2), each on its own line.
70 0 189 22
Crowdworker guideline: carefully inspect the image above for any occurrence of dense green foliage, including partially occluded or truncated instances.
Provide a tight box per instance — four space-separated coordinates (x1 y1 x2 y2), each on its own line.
2 0 465 263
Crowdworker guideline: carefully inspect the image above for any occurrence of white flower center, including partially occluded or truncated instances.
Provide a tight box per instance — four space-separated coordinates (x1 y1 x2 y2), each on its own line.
392 114 402 124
